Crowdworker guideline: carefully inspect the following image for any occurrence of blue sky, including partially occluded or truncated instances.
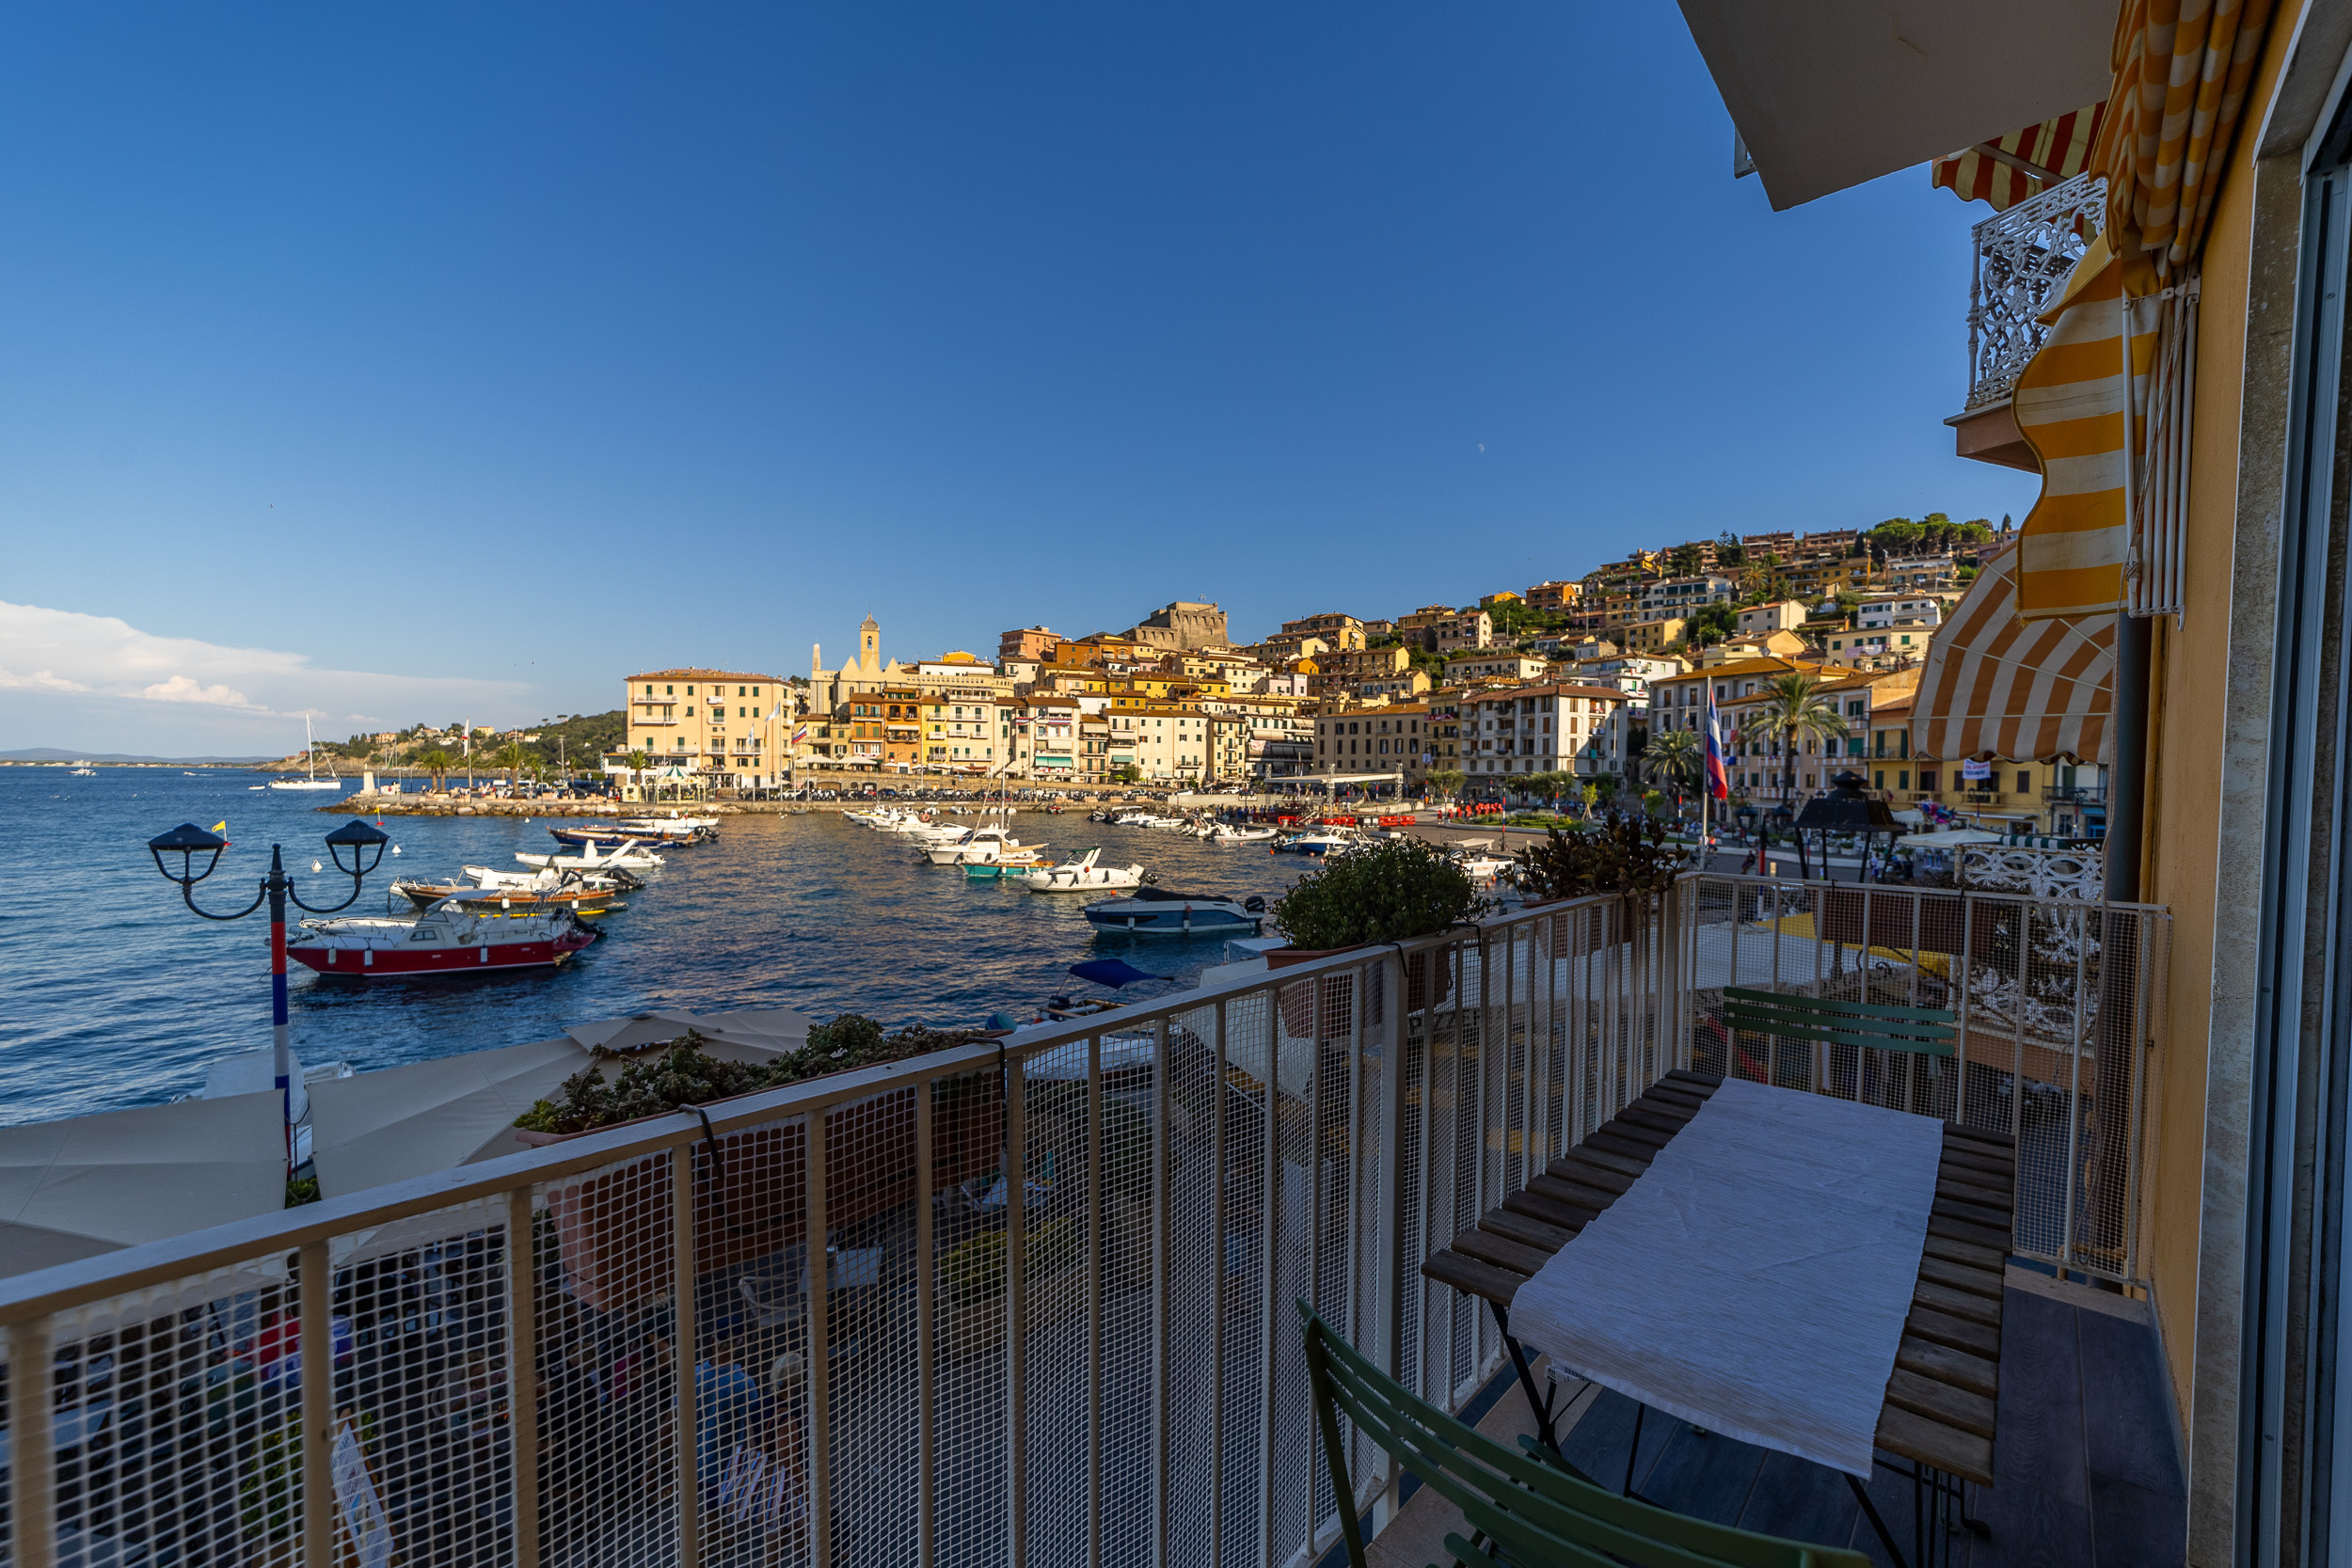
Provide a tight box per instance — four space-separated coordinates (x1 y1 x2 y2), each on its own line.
0 3 2038 752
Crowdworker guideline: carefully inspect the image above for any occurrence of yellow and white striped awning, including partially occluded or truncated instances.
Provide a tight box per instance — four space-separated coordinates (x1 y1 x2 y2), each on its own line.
2009 0 2278 620
1913 548 2113 764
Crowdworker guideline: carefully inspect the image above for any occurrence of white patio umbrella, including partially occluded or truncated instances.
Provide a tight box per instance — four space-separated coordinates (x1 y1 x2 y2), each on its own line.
0 1092 288 1280
309 1006 811 1198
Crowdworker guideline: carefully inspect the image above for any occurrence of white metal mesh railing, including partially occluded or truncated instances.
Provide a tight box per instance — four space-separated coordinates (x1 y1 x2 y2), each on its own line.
0 876 2162 1567
1677 874 2168 1283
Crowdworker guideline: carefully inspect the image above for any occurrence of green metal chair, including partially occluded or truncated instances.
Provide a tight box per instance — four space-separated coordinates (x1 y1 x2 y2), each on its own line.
1302 1302 1869 1568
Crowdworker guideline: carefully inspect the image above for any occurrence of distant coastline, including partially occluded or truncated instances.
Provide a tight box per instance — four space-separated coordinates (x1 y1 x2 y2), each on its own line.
0 751 273 766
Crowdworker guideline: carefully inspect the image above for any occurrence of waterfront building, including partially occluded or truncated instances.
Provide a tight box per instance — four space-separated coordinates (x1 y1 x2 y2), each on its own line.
1567 652 1680 702
1457 683 1624 781
1524 578 1581 610
1311 701 1434 789
623 667 789 787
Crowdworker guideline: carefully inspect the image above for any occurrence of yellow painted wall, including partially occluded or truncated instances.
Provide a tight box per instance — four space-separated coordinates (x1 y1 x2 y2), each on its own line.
2137 13 2294 1435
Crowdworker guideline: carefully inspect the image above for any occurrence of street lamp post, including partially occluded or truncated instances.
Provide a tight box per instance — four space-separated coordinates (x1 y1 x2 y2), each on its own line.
147 819 391 1167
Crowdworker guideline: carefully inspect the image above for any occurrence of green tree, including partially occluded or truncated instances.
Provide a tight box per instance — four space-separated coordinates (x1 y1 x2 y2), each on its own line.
416 748 456 791
1644 727 1704 805
1687 602 1740 646
494 741 530 784
1714 531 1745 569
1666 542 1706 577
1424 768 1466 800
1750 673 1850 802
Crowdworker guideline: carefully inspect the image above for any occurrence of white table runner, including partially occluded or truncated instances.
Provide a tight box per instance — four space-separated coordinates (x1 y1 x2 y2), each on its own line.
1505 1077 1946 1479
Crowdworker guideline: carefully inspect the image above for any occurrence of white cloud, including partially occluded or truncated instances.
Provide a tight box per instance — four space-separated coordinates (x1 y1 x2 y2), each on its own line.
141 674 256 707
0 667 90 692
0 600 534 751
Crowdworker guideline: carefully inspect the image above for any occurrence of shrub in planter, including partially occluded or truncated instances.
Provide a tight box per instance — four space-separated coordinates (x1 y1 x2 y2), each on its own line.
1268 838 1490 1031
1512 815 1690 958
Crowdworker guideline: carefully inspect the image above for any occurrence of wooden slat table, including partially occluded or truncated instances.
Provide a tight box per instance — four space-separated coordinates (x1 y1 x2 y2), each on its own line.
1420 1069 2013 1550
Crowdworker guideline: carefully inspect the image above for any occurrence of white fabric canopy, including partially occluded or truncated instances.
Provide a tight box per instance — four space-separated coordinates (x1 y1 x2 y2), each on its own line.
1507 1079 1944 1478
0 1093 288 1279
309 1006 810 1198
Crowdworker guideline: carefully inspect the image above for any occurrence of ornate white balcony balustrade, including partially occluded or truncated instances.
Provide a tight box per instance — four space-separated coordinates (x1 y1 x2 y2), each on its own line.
1965 172 2106 411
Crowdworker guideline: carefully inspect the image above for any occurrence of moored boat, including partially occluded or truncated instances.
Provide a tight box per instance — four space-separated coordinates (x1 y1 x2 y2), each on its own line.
288 901 594 975
1020 847 1148 893
1082 887 1265 938
392 879 628 917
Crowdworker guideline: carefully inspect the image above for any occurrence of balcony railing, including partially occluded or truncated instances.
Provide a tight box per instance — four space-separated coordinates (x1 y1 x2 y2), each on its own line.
1965 172 2106 410
2044 784 2108 804
0 876 2167 1568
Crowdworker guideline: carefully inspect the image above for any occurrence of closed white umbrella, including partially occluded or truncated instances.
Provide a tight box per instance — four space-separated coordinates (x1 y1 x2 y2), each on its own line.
0 1093 287 1280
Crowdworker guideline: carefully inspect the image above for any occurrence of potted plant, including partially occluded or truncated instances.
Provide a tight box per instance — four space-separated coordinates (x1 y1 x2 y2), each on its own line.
1511 814 1691 958
1265 837 1491 1032
515 1022 1003 1308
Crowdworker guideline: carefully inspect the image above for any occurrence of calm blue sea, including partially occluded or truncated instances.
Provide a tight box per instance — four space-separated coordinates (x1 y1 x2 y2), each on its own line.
0 768 1301 1126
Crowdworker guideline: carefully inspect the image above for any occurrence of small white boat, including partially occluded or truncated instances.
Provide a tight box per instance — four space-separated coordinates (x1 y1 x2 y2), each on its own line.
463 863 637 893
1275 828 1362 856
1020 847 1148 893
926 826 1039 865
516 838 665 873
1455 851 1517 883
69 767 96 776
1209 823 1279 843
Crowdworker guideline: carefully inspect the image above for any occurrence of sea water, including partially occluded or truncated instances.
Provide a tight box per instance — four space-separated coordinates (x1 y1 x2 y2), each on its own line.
0 768 1302 1125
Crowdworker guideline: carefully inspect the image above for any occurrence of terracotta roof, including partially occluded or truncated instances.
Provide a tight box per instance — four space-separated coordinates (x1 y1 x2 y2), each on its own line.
628 667 786 682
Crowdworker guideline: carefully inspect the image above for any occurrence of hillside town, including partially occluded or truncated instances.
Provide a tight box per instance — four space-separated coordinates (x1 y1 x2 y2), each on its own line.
581 512 2099 839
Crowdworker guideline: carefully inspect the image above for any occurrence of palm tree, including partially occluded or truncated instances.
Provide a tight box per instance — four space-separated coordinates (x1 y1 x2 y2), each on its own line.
1750 673 1848 802
1644 727 1704 812
493 741 530 785
415 748 455 792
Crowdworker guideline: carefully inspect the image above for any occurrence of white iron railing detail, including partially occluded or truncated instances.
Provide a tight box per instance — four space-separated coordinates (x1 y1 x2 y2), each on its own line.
1965 172 2106 410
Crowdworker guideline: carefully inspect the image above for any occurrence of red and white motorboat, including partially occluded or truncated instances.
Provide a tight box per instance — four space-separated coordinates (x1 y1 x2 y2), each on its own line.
288 900 595 976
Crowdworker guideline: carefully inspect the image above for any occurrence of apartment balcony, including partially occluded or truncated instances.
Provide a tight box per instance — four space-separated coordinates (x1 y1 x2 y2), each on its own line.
1949 172 2106 472
0 877 2177 1568
2044 784 2108 805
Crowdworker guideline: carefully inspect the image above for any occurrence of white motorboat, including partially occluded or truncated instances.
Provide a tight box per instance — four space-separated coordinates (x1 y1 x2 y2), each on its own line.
1209 823 1279 843
1084 887 1267 938
463 863 638 893
925 826 1040 865
269 715 345 791
516 839 665 873
1020 847 1148 893
1274 828 1363 856
1454 850 1518 883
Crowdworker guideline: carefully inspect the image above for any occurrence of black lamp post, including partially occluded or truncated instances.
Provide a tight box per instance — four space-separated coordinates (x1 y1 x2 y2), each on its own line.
1792 770 1899 882
147 818 391 1168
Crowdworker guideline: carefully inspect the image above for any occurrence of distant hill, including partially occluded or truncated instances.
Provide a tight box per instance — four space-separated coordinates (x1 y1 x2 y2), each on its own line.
0 749 273 764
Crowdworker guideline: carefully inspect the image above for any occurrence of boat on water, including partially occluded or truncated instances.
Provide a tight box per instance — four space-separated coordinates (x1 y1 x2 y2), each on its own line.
68 767 96 776
391 879 628 917
925 825 1040 865
1020 847 1148 893
463 863 643 893
1209 823 1279 844
549 819 711 848
288 900 594 975
516 839 664 873
1454 850 1517 883
962 848 1056 880
270 716 344 791
1274 827 1363 856
1083 887 1266 938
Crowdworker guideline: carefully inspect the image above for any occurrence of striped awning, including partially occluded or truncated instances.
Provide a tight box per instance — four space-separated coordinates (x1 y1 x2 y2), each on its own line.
2009 0 2278 619
1931 101 2106 213
1912 549 2112 764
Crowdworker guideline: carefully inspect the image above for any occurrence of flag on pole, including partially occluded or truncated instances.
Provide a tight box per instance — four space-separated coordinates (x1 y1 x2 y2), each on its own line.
768 700 784 721
1703 686 1731 801
790 724 809 746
